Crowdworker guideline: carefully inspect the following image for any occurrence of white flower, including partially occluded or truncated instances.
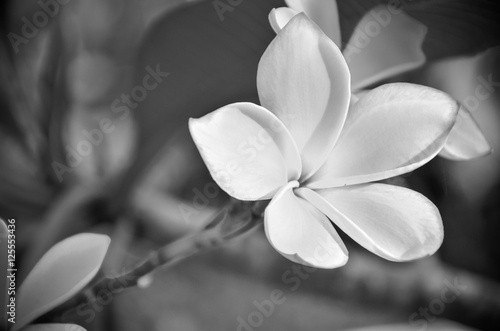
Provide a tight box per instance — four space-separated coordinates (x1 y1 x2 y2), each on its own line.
189 14 458 268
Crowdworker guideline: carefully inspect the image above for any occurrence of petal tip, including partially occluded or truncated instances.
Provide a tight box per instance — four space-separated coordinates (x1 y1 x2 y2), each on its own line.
268 8 279 33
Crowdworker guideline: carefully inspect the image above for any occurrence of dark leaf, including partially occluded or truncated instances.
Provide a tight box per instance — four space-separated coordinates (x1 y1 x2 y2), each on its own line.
38 22 74 185
0 39 30 144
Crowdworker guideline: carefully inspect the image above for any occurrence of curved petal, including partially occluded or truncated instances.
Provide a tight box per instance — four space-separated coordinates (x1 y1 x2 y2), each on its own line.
15 234 110 331
269 7 299 34
440 105 492 160
285 0 341 46
23 324 86 331
258 14 350 180
189 102 301 201
264 181 348 268
344 5 427 91
307 83 459 189
299 184 443 261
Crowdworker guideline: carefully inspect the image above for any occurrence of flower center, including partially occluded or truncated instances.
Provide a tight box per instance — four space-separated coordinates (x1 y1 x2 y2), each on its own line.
285 180 300 191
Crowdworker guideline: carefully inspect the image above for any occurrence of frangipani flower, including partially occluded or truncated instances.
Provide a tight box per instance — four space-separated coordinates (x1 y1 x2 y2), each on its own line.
189 14 458 268
269 0 491 161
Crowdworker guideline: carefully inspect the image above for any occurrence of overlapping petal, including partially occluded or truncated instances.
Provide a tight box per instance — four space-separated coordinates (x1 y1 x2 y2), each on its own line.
299 184 443 261
265 181 348 268
307 83 459 189
353 92 490 162
270 0 342 46
257 14 350 180
344 5 427 91
439 105 492 160
269 7 298 34
189 102 301 201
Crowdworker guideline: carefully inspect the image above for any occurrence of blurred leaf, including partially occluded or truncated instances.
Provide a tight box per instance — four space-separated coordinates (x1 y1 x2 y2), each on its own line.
404 0 500 60
336 0 500 60
0 18 57 219
37 22 73 184
0 135 53 220
14 233 110 331
0 38 30 144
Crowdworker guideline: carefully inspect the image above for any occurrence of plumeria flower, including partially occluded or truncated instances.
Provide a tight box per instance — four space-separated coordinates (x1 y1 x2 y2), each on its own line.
269 0 491 161
189 14 459 268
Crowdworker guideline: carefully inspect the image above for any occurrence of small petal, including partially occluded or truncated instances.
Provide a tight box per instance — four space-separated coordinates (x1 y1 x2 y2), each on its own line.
23 324 86 331
15 234 110 331
269 7 299 34
440 105 492 160
344 6 427 91
258 14 350 180
265 182 348 268
285 0 341 46
300 184 443 261
308 83 458 189
189 102 301 201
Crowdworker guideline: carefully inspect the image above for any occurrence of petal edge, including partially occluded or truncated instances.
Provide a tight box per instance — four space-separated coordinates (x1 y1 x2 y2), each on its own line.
308 83 459 188
439 105 492 160
300 184 444 261
265 182 348 268
189 102 302 200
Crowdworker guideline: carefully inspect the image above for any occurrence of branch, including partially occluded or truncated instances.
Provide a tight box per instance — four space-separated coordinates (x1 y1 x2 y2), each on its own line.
48 199 267 323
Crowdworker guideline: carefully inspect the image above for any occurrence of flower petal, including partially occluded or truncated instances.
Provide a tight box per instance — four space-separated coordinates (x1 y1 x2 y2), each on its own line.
264 181 348 268
268 7 299 34
343 5 427 91
15 234 110 331
189 102 301 201
23 324 86 331
307 83 459 189
300 184 443 261
439 105 492 160
258 14 350 180
282 0 341 46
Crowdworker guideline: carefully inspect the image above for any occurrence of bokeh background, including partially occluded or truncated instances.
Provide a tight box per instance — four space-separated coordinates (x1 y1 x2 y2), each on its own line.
1 0 500 330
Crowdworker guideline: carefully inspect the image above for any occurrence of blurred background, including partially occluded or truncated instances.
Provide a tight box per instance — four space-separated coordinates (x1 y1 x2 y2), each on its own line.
1 0 500 330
